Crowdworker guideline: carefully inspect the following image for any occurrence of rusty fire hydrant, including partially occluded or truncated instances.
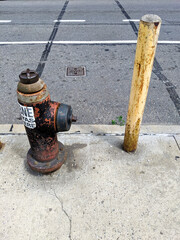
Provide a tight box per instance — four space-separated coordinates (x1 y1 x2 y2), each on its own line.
17 69 76 173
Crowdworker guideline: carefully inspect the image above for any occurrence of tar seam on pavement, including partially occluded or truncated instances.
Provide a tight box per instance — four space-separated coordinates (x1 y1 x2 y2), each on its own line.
36 0 69 77
115 0 180 117
173 136 180 151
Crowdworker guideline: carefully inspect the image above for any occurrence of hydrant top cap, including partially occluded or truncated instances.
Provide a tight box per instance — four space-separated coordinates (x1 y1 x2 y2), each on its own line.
19 69 39 84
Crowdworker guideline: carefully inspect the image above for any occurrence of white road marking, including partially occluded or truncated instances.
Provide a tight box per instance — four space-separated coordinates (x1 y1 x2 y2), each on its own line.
53 20 86 23
53 40 180 45
123 19 140 22
159 41 180 44
0 20 12 23
0 40 180 45
0 41 49 45
53 40 137 44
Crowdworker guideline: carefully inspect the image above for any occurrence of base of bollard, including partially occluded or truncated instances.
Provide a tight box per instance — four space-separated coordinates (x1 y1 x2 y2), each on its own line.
27 142 67 173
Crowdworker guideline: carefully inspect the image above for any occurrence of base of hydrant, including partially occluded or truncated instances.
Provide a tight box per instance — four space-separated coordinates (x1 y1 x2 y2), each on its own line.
27 142 67 173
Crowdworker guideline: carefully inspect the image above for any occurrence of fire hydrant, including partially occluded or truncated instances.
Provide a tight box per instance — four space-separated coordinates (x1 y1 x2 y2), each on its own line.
17 69 77 173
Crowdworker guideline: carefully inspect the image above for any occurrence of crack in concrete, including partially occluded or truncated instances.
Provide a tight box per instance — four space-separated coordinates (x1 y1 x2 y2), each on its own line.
53 189 72 240
40 180 72 239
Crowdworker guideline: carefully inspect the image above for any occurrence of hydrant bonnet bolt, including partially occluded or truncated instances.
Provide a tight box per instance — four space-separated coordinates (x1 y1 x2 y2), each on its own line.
18 69 45 94
17 69 77 173
19 68 39 84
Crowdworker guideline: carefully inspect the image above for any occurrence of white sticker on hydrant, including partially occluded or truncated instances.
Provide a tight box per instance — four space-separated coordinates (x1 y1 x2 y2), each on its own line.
19 104 36 129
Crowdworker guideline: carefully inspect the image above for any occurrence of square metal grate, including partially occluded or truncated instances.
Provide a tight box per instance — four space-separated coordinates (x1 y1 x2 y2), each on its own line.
66 66 86 77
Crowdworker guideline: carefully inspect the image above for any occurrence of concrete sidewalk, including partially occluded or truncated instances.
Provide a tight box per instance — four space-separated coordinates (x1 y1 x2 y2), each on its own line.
0 125 180 240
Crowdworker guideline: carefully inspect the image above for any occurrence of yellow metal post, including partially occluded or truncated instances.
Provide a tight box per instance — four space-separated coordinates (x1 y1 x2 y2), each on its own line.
123 14 161 152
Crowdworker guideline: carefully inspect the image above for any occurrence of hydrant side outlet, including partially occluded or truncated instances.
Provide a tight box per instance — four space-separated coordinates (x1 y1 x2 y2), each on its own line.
17 69 76 173
56 103 73 132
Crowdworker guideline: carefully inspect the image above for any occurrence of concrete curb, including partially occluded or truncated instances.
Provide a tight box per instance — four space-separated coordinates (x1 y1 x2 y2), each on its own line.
0 124 179 151
0 124 180 135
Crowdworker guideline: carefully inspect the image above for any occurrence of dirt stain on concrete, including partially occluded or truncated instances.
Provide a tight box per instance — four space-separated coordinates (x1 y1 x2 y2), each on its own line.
64 143 87 172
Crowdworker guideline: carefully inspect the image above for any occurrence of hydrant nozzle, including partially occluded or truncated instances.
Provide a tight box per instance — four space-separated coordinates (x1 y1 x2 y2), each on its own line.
17 69 77 173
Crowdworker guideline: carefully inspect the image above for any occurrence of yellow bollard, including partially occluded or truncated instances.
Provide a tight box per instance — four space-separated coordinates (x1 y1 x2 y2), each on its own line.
123 14 161 152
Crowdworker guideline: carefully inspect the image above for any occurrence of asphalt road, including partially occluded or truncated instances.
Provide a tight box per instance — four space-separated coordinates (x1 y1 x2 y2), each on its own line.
0 0 180 125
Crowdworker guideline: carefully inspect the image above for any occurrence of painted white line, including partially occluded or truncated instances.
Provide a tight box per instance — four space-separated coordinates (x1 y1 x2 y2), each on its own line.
53 20 86 23
0 41 49 45
0 20 12 23
53 40 137 44
0 40 136 45
0 40 180 45
159 41 180 44
123 19 140 22
52 40 180 45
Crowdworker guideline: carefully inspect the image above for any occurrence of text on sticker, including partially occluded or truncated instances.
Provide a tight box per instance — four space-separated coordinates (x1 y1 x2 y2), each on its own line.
19 104 36 129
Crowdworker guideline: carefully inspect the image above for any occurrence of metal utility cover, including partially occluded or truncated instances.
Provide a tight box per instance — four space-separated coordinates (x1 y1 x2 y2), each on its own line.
66 67 86 77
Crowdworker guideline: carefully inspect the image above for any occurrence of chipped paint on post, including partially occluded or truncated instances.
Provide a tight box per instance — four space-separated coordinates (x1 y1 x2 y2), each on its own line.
123 14 161 152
